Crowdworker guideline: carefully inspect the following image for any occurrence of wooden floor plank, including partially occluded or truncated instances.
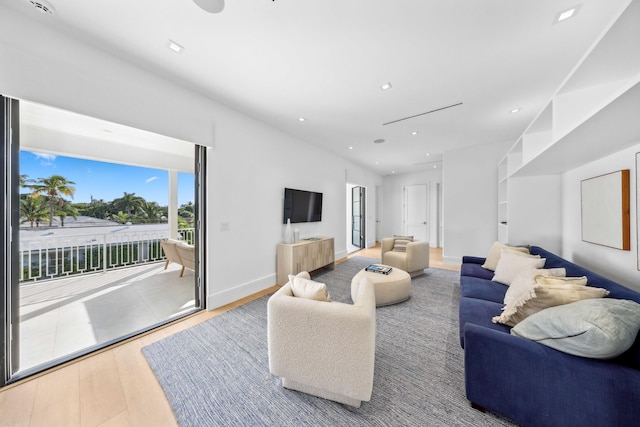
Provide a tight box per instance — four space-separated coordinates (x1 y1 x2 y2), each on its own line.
77 351 128 427
0 378 37 427
112 340 177 427
30 365 81 427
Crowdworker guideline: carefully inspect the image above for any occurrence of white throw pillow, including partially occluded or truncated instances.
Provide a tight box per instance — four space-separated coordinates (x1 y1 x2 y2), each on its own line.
288 274 331 302
492 250 545 285
482 241 530 271
504 268 566 306
511 299 640 359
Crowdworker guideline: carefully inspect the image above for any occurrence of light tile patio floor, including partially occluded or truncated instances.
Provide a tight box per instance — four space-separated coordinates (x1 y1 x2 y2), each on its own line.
18 262 196 372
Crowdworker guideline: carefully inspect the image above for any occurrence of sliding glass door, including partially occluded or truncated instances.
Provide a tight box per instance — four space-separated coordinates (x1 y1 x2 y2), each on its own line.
2 97 206 385
1 95 21 382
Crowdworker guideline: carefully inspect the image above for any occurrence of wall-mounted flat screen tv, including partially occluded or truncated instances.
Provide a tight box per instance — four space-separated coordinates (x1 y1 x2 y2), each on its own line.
283 187 323 224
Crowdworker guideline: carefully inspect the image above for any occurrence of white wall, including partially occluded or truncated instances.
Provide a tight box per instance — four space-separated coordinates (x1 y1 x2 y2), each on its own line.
0 7 382 309
381 168 442 247
562 142 640 292
442 141 512 264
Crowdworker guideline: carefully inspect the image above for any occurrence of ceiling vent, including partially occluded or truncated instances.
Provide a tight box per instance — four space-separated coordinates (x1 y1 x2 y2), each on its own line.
24 0 55 15
383 102 463 126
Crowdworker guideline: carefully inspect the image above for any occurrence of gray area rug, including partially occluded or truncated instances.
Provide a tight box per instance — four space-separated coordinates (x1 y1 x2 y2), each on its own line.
143 257 515 426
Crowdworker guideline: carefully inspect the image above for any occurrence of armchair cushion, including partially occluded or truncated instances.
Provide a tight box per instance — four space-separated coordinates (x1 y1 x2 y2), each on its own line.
392 235 414 252
288 274 331 301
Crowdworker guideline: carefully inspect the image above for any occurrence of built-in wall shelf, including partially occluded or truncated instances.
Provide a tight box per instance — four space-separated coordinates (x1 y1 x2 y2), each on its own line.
497 0 639 249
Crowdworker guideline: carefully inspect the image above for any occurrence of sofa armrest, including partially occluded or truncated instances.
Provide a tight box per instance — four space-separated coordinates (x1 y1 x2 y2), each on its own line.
267 280 376 401
462 255 485 265
463 323 640 427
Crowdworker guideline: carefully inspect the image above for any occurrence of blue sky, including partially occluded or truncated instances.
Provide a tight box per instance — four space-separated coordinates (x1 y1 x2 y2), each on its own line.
20 151 194 206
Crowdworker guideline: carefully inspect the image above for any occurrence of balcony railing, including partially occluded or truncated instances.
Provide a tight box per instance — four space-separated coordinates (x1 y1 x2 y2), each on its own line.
19 227 195 282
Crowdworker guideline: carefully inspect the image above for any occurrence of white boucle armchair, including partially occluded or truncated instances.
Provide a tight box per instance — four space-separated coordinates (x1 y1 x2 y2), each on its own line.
267 273 377 408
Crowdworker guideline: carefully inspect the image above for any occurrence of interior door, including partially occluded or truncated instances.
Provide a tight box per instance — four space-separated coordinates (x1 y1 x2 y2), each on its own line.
404 184 429 243
352 186 366 248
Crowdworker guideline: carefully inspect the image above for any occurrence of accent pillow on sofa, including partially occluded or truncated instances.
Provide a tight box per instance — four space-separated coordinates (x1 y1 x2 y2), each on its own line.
482 241 531 271
288 274 331 302
511 299 640 359
392 235 414 252
534 275 588 286
491 250 545 286
504 268 567 306
493 282 609 327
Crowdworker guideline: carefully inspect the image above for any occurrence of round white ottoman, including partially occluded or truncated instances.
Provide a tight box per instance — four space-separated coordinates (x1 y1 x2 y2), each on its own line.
351 265 411 307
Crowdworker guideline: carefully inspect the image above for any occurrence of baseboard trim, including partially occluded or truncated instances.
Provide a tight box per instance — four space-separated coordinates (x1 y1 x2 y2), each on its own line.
442 255 462 266
207 273 276 310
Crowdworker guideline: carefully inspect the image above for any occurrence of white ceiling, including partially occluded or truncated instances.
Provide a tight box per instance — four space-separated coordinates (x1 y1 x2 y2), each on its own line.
4 0 631 175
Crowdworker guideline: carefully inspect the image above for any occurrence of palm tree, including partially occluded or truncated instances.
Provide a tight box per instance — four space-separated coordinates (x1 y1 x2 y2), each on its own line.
20 195 49 228
19 174 33 188
113 192 144 216
55 200 80 227
112 211 130 224
29 175 76 227
138 201 161 223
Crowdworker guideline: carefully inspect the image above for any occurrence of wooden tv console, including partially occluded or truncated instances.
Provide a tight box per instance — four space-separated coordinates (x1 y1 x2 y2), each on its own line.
276 237 335 285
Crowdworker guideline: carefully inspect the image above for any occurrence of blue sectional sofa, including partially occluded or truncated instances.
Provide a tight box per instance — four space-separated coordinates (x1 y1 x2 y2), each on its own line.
459 246 640 427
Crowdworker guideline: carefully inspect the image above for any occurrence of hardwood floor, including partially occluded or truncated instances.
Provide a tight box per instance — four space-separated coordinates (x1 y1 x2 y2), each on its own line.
0 247 459 427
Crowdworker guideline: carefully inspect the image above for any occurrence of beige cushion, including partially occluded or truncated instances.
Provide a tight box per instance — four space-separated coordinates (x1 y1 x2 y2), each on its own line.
493 280 610 327
482 241 530 271
534 275 588 286
288 274 331 302
504 268 567 306
392 235 414 252
491 250 545 285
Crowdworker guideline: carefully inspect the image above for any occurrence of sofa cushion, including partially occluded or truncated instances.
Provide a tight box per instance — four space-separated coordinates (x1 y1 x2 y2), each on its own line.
492 250 545 285
511 299 640 359
482 241 531 271
504 268 566 306
461 263 494 280
392 235 413 252
460 276 506 303
493 282 609 327
288 274 331 301
459 297 510 348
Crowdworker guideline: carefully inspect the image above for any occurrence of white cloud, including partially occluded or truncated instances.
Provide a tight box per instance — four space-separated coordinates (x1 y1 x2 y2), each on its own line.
145 176 159 184
32 152 56 167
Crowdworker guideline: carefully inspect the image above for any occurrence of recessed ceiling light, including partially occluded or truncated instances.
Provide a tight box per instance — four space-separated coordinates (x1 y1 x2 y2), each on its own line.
391 171 396 174
426 153 430 156
298 117 305 122
167 40 184 53
375 161 379 165
555 4 581 23
349 146 354 150
433 165 437 169
412 131 418 135
373 139 385 144
510 108 521 114
380 82 392 91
